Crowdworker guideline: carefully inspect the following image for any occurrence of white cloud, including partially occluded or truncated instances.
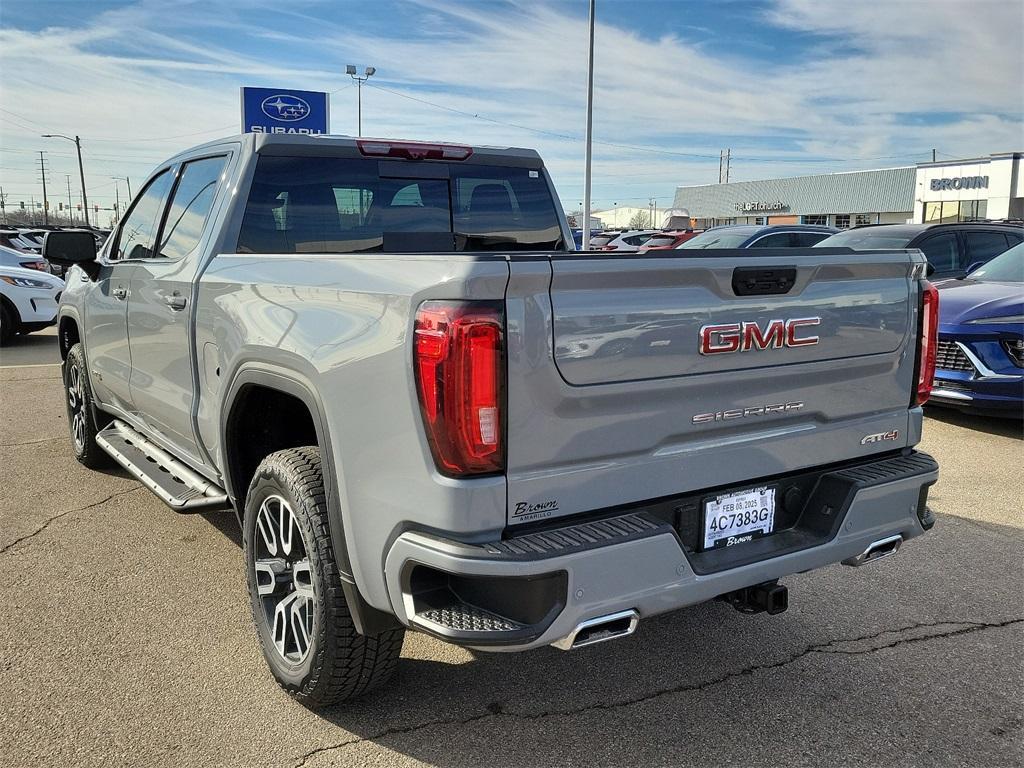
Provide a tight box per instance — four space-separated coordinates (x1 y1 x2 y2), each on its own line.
0 0 1020 219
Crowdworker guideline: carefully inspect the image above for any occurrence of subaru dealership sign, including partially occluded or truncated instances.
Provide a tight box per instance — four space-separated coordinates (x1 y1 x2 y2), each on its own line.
240 87 329 134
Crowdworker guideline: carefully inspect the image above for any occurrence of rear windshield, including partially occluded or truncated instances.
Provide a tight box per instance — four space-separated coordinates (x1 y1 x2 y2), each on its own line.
677 230 752 249
589 234 618 246
814 229 913 249
644 235 677 247
237 156 564 254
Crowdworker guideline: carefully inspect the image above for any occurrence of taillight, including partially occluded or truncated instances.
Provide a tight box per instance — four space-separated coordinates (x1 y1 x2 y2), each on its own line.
357 139 473 161
414 301 504 476
914 280 939 406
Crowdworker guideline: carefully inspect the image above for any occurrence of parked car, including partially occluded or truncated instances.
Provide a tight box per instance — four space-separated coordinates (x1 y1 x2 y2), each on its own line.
45 132 938 708
0 244 49 272
0 263 64 344
677 224 838 249
588 229 658 252
636 230 702 253
929 243 1023 415
815 222 1024 280
570 229 603 250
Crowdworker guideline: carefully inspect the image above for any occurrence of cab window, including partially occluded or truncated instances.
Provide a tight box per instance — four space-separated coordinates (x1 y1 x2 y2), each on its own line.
114 170 174 261
156 156 228 260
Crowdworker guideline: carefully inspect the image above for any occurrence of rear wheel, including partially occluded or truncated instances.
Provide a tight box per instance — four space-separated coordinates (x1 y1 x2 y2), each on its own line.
243 446 404 707
63 343 112 469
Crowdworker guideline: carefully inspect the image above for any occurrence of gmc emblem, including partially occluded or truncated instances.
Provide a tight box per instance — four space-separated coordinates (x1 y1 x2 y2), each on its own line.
699 318 821 355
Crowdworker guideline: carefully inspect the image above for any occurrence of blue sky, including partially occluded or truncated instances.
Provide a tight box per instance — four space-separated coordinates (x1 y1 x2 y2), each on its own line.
1 0 1021 218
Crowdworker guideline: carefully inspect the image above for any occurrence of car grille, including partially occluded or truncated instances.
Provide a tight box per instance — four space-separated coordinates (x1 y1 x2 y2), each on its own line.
934 340 976 373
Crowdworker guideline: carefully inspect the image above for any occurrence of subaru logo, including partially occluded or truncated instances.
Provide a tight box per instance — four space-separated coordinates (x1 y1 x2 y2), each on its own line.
260 94 311 122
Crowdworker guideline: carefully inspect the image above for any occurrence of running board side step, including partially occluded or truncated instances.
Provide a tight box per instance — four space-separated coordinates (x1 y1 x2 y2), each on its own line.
96 420 231 513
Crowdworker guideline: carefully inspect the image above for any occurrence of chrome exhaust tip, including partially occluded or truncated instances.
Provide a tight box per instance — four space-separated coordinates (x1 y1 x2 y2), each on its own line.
842 534 903 567
552 609 639 651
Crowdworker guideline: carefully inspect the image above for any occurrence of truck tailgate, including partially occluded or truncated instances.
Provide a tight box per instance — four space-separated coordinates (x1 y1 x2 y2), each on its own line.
503 249 923 526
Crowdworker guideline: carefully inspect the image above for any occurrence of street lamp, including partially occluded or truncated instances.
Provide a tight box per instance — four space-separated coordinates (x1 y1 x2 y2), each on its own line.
42 134 89 227
346 64 376 137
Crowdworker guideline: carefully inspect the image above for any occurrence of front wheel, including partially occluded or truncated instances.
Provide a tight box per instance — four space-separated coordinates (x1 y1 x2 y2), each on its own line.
243 446 405 707
63 343 112 469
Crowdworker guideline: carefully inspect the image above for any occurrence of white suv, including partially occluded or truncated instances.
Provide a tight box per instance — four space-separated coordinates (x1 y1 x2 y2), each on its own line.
588 230 658 252
0 264 64 345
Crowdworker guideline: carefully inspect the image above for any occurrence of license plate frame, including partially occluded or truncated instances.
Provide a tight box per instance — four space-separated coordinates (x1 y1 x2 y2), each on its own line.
702 485 776 550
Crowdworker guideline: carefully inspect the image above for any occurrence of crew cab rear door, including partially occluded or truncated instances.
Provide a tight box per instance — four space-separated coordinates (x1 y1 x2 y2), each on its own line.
503 248 922 526
126 153 231 466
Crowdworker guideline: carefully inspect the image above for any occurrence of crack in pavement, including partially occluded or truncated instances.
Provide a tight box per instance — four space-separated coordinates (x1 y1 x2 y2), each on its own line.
0 487 143 555
0 436 66 448
291 618 1023 767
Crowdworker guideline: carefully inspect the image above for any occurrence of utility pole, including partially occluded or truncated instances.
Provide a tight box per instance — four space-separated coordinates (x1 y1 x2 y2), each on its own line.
725 148 731 183
0 187 7 226
932 148 936 162
38 151 49 225
113 181 120 222
42 134 89 226
719 150 724 184
66 176 74 225
581 0 596 250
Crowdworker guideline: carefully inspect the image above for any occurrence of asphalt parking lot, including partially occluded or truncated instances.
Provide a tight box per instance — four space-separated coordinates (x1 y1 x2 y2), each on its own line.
1 327 1021 768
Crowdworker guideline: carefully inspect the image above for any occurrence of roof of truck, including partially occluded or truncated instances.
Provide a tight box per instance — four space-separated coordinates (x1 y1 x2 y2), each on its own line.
163 133 544 166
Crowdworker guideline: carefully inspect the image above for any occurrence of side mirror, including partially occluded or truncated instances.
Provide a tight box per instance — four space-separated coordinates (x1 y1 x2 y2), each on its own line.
964 261 985 276
43 231 99 279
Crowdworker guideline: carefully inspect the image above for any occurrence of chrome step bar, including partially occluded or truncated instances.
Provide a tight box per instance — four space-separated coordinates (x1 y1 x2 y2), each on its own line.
842 534 903 567
96 420 230 512
552 609 639 650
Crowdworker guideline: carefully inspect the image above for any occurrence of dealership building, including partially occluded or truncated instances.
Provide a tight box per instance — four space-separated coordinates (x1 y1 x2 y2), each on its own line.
671 152 1022 230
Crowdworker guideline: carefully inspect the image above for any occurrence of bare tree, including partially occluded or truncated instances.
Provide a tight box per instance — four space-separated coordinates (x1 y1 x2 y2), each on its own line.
628 210 651 229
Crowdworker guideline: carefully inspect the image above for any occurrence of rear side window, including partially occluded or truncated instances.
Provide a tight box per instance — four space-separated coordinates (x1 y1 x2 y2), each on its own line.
791 232 829 247
236 156 564 254
918 232 959 272
157 156 227 260
963 231 1011 263
749 233 793 248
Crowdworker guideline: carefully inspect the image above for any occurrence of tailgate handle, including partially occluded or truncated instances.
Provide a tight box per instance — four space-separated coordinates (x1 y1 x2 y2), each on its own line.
732 266 797 296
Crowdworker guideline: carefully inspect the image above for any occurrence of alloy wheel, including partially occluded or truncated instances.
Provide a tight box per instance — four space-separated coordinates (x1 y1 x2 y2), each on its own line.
253 495 316 663
67 363 86 452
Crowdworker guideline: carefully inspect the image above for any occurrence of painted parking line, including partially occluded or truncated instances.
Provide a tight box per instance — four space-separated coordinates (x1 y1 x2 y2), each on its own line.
0 362 62 369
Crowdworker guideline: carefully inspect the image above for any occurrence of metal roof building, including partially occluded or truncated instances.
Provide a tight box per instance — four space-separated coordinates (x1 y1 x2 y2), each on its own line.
672 166 916 229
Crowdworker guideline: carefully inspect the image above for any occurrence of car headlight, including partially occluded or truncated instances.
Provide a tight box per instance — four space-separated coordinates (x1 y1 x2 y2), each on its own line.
965 314 1024 324
1002 339 1024 368
0 275 56 290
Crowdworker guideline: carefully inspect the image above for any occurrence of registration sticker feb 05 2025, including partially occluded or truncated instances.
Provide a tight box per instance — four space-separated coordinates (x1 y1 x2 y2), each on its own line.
703 486 776 550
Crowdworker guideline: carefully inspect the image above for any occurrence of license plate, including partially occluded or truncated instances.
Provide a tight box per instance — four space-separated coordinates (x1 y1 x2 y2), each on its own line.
703 486 776 549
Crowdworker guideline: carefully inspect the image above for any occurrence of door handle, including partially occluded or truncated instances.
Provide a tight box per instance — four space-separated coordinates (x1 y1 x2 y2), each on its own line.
112 286 128 300
164 293 187 311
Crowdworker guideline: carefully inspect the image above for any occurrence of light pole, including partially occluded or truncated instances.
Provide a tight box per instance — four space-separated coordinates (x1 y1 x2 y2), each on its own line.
346 64 376 136
42 134 89 227
581 0 596 250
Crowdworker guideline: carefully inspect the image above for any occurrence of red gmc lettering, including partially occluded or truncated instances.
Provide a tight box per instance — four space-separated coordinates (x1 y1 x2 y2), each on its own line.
786 317 821 347
700 323 741 354
742 319 785 350
700 317 821 354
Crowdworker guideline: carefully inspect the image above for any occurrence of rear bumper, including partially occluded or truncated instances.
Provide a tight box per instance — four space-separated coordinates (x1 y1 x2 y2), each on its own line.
383 451 939 651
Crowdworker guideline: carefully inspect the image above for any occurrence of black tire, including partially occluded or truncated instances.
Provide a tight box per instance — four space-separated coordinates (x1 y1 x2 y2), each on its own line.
0 302 14 346
63 343 112 469
243 446 404 707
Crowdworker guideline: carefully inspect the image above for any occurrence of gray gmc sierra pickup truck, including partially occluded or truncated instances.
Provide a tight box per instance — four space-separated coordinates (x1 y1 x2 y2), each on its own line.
43 133 940 707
